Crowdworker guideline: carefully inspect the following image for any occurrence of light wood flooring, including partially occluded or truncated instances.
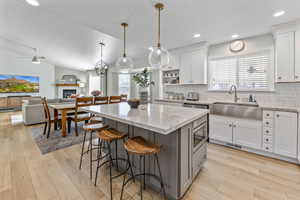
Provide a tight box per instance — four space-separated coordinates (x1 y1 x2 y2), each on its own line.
1 111 300 200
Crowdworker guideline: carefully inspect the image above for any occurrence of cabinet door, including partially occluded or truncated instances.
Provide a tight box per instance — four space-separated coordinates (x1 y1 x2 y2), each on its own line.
295 30 300 81
180 52 193 84
180 123 193 194
233 119 262 150
191 50 207 84
209 115 233 143
276 32 295 82
274 111 298 158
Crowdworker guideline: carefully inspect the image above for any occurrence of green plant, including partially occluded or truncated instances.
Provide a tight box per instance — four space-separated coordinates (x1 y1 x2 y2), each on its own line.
132 68 155 88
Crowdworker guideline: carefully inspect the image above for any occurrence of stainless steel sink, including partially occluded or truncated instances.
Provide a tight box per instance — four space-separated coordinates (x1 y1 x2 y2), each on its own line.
210 102 262 120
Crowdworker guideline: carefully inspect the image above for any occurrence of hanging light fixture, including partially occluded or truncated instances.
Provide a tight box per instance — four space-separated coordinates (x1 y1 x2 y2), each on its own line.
148 3 169 69
116 23 134 73
95 42 108 76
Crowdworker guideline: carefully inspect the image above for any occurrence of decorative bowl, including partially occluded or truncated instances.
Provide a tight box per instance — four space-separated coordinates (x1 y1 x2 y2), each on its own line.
127 99 140 109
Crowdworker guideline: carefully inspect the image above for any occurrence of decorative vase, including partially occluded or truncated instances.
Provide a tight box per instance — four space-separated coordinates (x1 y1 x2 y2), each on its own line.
139 88 148 104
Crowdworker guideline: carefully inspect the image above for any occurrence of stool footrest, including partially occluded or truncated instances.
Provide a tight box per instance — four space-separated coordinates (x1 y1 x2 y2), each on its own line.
123 173 162 187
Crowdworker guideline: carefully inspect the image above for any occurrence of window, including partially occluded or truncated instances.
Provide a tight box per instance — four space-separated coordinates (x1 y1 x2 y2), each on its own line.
89 74 101 94
118 74 130 97
208 51 273 91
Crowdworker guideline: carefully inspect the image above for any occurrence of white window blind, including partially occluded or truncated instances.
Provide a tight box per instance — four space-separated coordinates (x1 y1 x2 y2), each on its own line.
118 74 130 97
209 51 273 91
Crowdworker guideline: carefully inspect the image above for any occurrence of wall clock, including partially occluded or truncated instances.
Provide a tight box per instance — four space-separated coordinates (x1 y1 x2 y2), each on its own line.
229 40 245 53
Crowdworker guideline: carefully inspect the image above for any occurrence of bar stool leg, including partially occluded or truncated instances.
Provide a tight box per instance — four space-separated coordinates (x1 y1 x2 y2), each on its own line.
115 140 119 169
89 131 93 180
79 130 87 169
139 155 144 200
94 139 103 186
143 156 146 190
108 142 113 200
155 154 167 200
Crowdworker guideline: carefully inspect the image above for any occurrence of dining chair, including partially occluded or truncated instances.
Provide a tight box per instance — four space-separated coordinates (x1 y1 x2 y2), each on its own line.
94 96 109 105
120 94 128 102
42 97 61 138
68 97 93 136
109 96 122 104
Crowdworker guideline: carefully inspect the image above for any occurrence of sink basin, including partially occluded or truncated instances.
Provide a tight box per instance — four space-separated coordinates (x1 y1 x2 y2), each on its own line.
211 102 262 120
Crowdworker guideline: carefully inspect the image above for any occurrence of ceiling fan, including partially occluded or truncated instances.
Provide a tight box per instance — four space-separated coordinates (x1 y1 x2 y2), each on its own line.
16 48 46 64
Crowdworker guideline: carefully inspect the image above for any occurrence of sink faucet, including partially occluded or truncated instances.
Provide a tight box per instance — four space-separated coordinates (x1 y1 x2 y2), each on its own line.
228 85 239 103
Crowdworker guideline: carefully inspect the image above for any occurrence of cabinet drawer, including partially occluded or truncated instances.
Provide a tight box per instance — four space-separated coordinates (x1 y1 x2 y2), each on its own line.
193 116 207 129
263 135 273 144
192 144 206 178
263 110 274 119
263 118 273 128
263 143 273 152
263 127 273 136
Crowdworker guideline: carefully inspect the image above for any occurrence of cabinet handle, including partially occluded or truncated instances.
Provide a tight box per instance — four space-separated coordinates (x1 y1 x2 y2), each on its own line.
278 76 282 80
266 139 269 142
266 130 269 133
266 122 269 125
266 147 269 150
229 124 232 127
276 114 280 118
296 75 299 79
233 124 236 128
266 114 270 116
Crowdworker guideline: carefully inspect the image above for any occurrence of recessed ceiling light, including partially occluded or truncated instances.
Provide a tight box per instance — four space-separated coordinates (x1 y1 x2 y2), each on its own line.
193 34 201 38
232 34 239 39
26 0 40 7
273 10 285 17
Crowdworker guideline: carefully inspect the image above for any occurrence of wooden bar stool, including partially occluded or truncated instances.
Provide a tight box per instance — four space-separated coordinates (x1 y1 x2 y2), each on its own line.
120 136 167 200
94 128 134 200
79 122 108 179
90 96 109 123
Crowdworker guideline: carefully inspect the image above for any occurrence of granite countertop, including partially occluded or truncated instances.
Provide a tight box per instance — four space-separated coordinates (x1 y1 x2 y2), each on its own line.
155 98 300 113
82 103 209 135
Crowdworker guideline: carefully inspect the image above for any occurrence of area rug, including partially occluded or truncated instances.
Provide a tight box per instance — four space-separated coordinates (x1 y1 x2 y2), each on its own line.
30 122 98 154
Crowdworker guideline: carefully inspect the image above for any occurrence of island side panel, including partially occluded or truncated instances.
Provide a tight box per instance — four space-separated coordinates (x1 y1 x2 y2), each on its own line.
103 118 181 199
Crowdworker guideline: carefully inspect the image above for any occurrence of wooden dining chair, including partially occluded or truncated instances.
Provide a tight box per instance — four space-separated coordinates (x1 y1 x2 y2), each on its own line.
42 97 61 138
94 96 109 105
109 96 122 104
120 94 128 102
68 97 93 136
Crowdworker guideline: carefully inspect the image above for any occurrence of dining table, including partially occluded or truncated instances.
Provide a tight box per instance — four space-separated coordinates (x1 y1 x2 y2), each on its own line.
49 103 76 137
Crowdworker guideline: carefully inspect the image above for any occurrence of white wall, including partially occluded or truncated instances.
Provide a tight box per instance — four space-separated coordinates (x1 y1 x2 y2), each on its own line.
0 50 55 98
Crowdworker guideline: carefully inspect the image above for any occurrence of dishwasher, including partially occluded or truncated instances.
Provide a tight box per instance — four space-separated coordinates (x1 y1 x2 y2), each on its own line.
183 103 210 142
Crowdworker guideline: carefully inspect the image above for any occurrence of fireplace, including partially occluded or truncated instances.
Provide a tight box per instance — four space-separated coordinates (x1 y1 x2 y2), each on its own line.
63 89 77 98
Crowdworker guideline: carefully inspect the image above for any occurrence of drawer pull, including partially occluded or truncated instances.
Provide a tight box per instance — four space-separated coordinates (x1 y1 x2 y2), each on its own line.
229 124 232 127
266 139 269 142
266 147 269 150
266 114 270 116
276 114 280 118
266 122 269 125
266 130 269 133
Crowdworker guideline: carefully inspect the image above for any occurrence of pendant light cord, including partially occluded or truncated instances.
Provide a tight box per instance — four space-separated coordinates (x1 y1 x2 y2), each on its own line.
158 7 161 48
123 25 126 57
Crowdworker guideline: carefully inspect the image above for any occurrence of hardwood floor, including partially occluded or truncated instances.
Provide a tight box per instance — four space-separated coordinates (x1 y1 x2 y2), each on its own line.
1 111 300 200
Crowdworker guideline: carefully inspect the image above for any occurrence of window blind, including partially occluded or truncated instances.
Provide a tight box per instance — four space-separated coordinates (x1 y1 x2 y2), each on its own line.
209 51 272 91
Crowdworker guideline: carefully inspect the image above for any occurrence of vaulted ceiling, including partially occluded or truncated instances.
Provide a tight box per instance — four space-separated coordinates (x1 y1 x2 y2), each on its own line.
0 0 300 70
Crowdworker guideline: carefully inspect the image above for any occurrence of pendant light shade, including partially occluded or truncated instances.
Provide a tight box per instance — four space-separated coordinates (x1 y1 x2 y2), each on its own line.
148 3 169 69
116 23 134 73
95 42 108 76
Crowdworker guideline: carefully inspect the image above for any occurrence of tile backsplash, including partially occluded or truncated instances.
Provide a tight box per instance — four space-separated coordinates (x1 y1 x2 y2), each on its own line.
163 83 300 107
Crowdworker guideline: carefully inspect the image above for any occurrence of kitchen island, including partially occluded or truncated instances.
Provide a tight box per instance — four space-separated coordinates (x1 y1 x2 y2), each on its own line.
83 103 209 199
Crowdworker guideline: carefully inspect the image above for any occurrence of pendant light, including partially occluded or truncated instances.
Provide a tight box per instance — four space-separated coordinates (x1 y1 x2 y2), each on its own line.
95 42 108 76
116 23 134 73
148 3 169 69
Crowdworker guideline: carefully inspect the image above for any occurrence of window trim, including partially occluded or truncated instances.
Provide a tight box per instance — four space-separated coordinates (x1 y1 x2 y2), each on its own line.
208 50 275 92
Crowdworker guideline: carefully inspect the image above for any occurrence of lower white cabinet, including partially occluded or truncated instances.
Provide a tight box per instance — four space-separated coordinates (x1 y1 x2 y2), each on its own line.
234 119 262 149
210 116 233 143
274 111 298 158
210 115 262 150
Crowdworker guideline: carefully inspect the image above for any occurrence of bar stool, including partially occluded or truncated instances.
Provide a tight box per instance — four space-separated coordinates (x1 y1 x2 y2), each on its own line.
120 136 167 200
94 128 135 200
79 122 108 179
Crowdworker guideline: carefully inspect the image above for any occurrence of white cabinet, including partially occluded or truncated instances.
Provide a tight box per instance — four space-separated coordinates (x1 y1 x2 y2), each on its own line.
276 31 295 82
295 30 300 80
179 49 207 84
210 116 233 143
234 119 262 149
274 111 298 158
162 52 180 70
210 115 262 150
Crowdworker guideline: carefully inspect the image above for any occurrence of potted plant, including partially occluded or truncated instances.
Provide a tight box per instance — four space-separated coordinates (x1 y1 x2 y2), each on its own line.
132 68 155 104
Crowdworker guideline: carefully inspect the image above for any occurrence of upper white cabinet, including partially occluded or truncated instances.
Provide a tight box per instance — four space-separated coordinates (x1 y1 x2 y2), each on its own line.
274 111 298 158
179 49 207 84
276 32 295 82
162 52 180 70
